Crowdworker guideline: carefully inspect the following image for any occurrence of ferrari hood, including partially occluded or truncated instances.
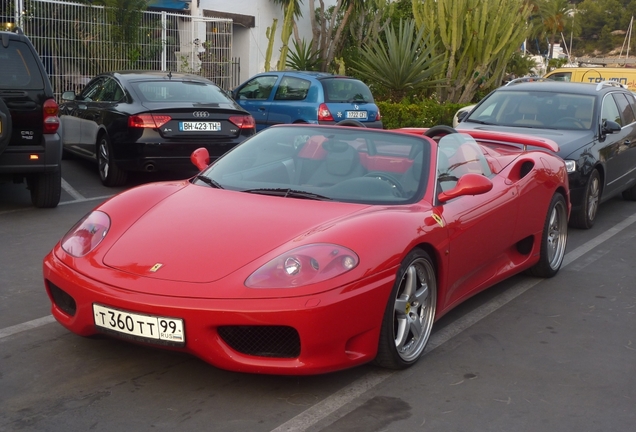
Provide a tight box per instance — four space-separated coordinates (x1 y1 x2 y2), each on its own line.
102 185 363 283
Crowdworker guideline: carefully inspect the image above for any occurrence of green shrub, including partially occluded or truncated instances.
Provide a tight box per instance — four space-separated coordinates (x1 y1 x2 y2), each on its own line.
377 99 469 129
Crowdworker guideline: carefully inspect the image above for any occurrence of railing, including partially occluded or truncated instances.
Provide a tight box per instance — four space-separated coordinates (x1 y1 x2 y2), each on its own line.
0 0 240 99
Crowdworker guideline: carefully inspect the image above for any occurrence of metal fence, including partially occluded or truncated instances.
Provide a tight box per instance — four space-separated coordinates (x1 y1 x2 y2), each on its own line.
1 0 240 99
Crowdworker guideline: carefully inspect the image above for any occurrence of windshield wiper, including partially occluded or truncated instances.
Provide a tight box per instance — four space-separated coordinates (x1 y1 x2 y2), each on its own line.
242 188 332 201
195 174 223 189
465 119 495 125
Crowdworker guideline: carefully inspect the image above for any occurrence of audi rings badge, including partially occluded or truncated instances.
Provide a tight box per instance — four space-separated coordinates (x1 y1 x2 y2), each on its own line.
193 111 210 118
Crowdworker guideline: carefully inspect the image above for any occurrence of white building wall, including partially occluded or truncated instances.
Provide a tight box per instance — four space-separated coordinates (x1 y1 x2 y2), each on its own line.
198 0 333 82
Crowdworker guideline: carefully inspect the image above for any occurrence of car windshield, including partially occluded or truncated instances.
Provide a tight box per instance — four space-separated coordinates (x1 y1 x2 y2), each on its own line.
198 125 430 204
322 78 375 103
132 80 233 104
466 90 596 130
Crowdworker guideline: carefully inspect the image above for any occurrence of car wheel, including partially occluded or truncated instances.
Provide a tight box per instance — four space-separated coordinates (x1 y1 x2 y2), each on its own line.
97 134 127 187
0 97 12 155
569 169 600 229
28 168 61 208
526 193 568 278
375 248 437 370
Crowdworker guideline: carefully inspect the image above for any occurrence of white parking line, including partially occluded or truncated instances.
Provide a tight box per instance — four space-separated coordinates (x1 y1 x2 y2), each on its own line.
61 178 86 201
0 315 56 341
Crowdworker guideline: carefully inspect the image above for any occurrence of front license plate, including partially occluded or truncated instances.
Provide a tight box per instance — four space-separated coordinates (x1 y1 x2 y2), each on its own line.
346 111 367 119
93 304 185 344
179 121 221 131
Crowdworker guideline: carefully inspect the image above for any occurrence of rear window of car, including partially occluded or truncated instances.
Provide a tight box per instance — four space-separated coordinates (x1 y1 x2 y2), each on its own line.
322 78 374 103
132 80 233 104
0 40 45 90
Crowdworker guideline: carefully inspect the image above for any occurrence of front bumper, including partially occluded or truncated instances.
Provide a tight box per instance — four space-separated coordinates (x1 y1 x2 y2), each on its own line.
43 251 395 375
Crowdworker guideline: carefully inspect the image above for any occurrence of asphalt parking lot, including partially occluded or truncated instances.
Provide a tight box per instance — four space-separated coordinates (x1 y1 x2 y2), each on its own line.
1 157 635 432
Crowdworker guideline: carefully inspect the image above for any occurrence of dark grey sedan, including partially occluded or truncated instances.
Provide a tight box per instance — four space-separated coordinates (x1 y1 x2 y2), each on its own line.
457 80 636 229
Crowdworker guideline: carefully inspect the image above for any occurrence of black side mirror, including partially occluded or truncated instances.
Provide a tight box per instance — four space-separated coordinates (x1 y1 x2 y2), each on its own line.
601 120 621 135
457 111 469 123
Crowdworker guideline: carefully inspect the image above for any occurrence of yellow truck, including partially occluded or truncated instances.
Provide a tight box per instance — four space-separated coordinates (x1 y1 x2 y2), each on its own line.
544 67 636 88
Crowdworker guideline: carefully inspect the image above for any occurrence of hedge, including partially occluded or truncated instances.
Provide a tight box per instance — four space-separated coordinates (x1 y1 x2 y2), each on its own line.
377 100 470 129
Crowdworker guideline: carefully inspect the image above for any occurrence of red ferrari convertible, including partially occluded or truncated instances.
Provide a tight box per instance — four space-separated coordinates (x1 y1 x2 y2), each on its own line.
43 124 569 375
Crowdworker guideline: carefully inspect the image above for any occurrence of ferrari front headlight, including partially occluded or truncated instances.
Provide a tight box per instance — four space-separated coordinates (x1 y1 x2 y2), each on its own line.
61 211 110 258
245 243 359 288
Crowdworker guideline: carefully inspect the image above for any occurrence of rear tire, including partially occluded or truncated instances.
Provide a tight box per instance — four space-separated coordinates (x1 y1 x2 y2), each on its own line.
527 193 568 278
569 169 600 229
97 134 127 187
375 249 437 370
28 168 62 208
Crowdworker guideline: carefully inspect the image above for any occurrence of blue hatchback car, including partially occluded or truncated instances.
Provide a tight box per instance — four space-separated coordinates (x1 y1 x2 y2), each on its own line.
231 71 383 131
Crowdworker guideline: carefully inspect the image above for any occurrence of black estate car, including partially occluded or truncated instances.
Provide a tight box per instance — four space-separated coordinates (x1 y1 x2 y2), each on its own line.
457 80 636 229
59 71 256 186
0 28 62 208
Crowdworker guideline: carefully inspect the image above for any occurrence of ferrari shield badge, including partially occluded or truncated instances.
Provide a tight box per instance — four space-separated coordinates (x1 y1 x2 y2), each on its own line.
149 263 163 272
432 213 444 227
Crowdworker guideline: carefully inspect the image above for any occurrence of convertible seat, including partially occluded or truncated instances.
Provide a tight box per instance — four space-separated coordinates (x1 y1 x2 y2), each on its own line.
306 139 366 186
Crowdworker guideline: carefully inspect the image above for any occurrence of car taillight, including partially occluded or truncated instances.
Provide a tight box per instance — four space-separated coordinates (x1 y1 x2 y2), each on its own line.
229 115 256 129
43 98 60 134
318 103 334 122
128 114 171 128
375 108 381 121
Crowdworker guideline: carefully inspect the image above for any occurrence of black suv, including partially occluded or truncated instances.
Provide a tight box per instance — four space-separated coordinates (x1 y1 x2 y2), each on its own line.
457 80 636 229
0 28 62 208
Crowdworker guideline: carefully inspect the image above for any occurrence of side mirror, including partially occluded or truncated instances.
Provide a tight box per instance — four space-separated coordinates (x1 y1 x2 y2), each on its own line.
601 119 621 135
457 110 469 123
61 91 76 101
191 147 210 171
438 173 493 203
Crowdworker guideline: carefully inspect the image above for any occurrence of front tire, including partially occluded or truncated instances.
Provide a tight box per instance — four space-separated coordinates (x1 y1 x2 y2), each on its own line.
569 169 600 229
375 249 437 370
527 193 568 278
97 134 127 187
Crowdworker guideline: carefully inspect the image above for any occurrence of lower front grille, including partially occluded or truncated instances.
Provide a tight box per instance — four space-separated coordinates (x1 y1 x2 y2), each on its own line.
47 281 77 316
218 325 300 358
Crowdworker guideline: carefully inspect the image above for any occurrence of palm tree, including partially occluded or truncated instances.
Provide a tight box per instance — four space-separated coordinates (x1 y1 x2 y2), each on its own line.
531 0 575 59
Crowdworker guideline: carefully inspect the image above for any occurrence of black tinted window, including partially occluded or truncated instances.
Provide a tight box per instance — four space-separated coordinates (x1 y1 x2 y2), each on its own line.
0 40 45 89
132 80 233 103
612 93 636 125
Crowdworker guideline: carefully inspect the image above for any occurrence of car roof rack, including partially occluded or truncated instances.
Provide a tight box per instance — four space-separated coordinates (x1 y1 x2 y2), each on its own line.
595 81 626 91
504 76 549 86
